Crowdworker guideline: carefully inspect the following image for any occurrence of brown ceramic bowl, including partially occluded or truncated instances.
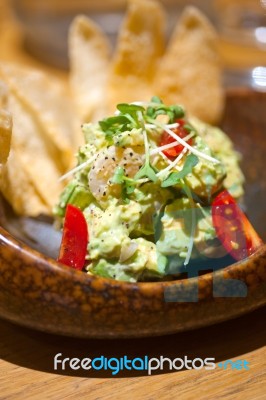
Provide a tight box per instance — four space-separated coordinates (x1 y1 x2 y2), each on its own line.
0 89 266 338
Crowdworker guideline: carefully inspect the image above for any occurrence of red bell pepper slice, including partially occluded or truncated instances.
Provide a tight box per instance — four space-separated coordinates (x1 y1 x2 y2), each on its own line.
212 190 263 261
58 204 88 270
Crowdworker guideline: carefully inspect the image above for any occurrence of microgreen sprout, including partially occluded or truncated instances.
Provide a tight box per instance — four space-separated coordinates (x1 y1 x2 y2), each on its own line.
147 118 220 164
156 148 187 180
59 153 98 182
161 154 199 188
111 166 148 202
146 96 185 123
134 111 158 182
150 131 195 156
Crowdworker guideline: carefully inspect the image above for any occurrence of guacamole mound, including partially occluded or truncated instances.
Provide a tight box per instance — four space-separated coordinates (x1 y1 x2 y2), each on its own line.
54 99 244 282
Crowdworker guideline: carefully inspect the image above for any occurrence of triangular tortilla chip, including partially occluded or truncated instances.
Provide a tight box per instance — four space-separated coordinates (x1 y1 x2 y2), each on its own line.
154 6 224 124
69 15 111 123
107 0 166 111
0 62 74 171
0 148 49 216
5 91 63 210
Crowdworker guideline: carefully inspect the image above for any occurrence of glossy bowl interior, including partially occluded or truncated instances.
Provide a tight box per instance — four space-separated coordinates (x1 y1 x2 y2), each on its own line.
0 89 266 338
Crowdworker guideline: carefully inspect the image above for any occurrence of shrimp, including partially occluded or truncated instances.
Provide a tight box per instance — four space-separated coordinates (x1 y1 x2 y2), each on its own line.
88 145 144 205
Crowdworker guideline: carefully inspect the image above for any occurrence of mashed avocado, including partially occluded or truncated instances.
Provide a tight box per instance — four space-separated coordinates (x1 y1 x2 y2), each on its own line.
190 117 245 199
55 98 244 282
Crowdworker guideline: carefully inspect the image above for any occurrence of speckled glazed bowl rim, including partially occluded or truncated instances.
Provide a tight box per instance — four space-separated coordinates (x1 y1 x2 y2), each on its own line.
1 225 266 292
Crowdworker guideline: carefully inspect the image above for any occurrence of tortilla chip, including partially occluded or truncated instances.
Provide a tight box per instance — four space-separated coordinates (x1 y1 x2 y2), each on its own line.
0 148 49 216
107 0 166 111
69 15 111 123
4 91 63 210
0 109 12 164
0 62 74 171
154 6 224 124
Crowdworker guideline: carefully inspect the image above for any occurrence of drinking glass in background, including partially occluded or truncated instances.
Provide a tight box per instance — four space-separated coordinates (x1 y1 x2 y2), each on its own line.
9 0 214 69
214 0 266 90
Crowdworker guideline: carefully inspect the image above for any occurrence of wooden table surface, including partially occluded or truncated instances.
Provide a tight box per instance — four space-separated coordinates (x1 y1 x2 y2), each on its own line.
0 306 265 400
0 2 265 399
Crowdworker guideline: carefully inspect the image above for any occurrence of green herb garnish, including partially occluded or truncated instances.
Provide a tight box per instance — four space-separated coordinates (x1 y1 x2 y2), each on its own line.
134 163 158 182
99 103 146 141
146 96 185 123
111 166 137 202
134 110 158 182
161 154 199 188
116 103 145 116
99 115 132 140
111 165 125 184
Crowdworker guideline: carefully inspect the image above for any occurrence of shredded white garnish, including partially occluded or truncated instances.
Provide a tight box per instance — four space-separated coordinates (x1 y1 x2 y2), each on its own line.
145 122 179 130
156 148 187 178
182 182 197 266
136 178 149 184
150 132 195 156
59 153 98 182
151 120 220 164
159 150 170 163
197 203 213 230
149 140 173 166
